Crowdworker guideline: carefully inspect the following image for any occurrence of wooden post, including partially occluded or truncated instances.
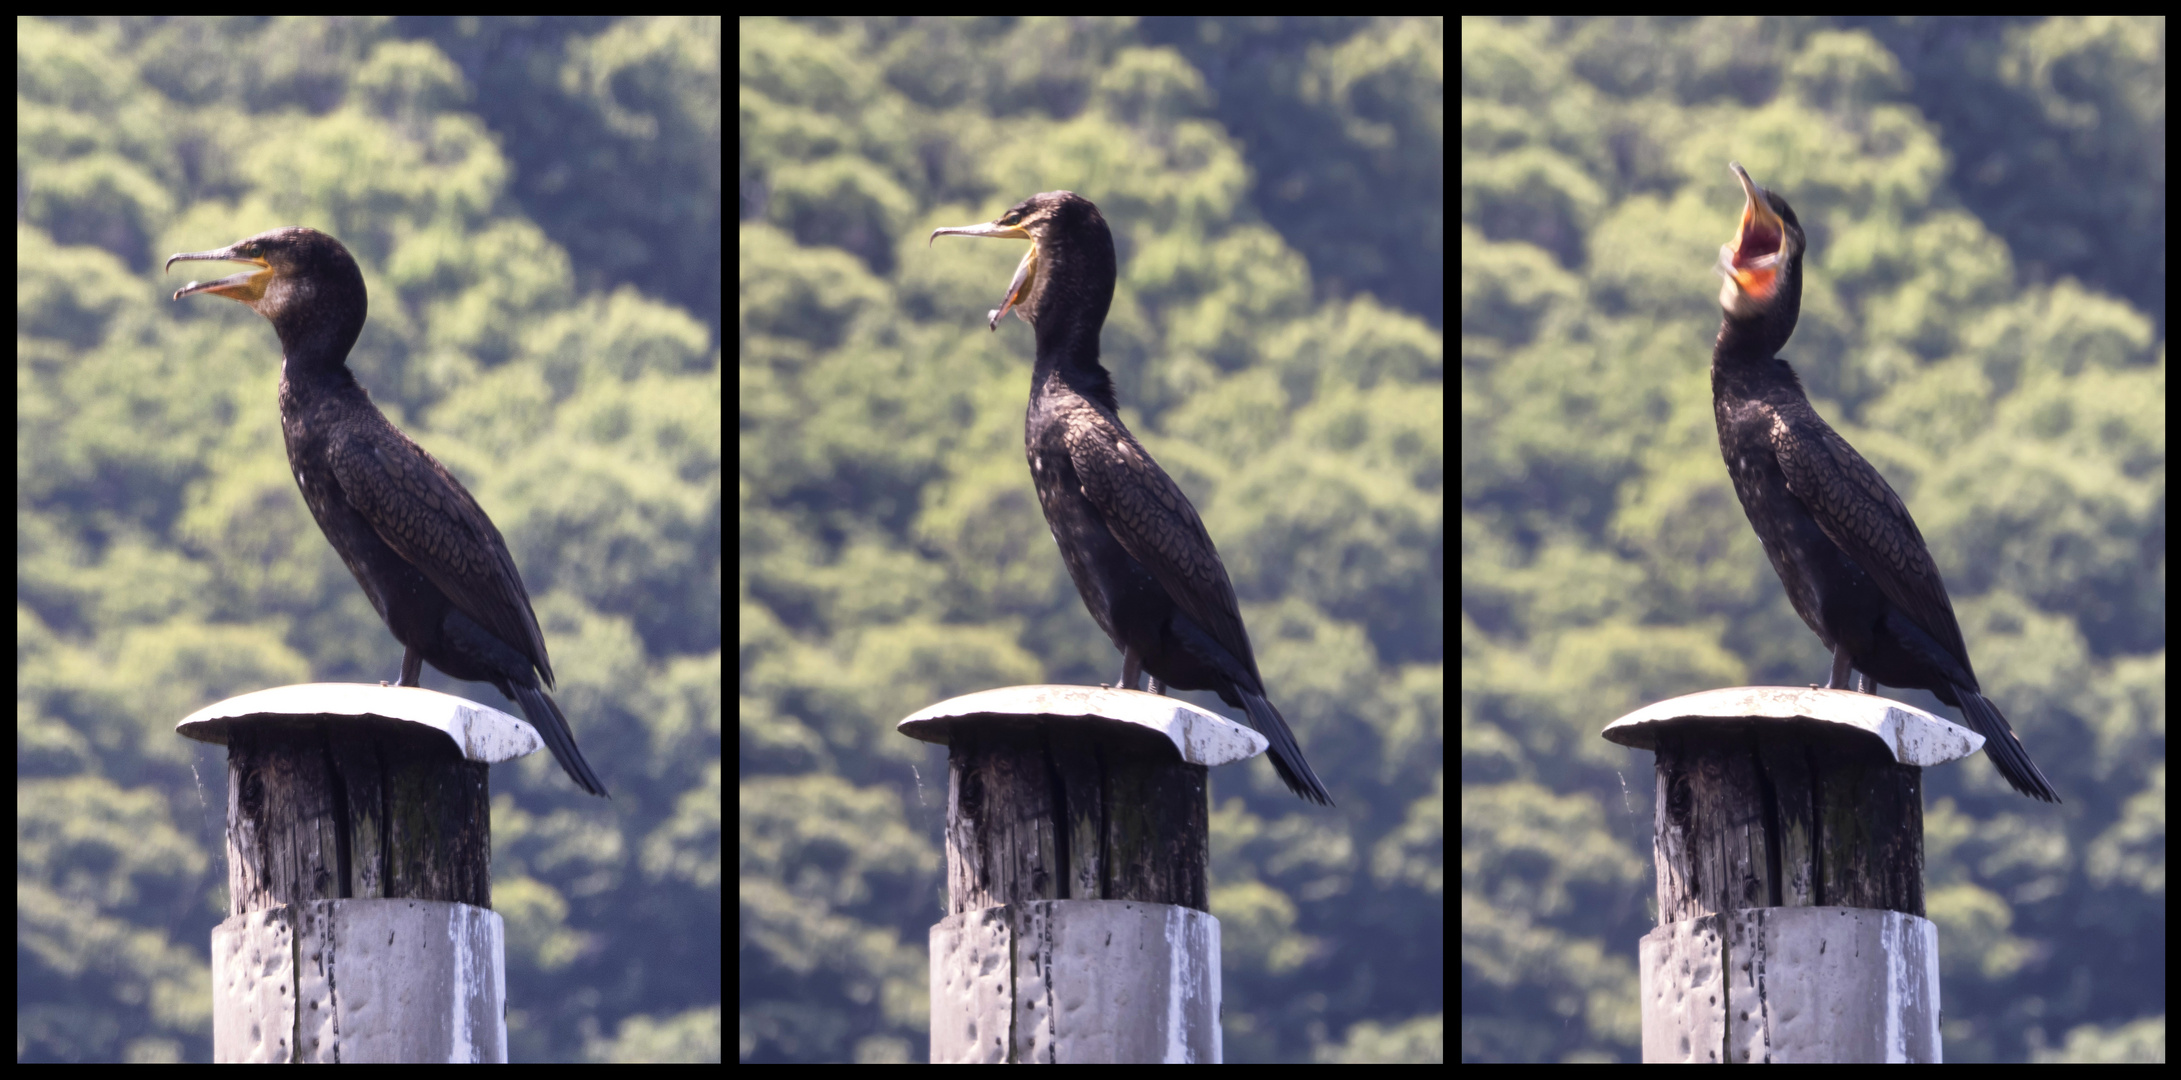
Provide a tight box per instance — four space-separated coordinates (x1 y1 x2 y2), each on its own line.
1605 687 1987 1063
901 685 1282 1063
177 683 561 1063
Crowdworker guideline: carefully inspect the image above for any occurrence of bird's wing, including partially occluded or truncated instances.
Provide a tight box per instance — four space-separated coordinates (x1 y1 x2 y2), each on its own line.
1065 409 1264 683
1770 400 1974 667
325 414 555 681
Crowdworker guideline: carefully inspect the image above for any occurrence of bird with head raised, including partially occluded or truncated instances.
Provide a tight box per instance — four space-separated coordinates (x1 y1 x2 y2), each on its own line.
1709 165 2056 802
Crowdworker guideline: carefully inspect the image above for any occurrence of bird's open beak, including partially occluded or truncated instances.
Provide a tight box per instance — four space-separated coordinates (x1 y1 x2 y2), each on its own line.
166 243 275 304
931 216 1038 330
1721 161 1788 303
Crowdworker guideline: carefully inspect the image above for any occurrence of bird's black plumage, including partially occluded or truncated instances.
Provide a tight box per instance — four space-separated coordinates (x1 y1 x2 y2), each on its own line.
1712 164 2056 802
931 192 1332 805
168 227 608 797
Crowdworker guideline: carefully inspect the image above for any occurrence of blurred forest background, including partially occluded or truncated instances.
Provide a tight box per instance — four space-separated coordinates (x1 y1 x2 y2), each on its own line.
1462 16 2163 1063
18 17 722 1064
740 16 1446 1065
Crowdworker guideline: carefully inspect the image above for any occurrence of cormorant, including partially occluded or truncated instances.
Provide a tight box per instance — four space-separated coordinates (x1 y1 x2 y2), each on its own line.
1712 163 2058 802
168 227 608 798
931 192 1333 805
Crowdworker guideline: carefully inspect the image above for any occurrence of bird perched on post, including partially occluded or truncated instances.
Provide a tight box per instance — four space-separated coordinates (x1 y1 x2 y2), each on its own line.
932 192 1333 805
168 227 609 797
1711 164 2057 802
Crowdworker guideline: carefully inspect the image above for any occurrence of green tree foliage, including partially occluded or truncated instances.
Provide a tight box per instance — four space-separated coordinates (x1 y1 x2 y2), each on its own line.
19 16 723 1064
741 15 1446 1065
1462 16 2164 1065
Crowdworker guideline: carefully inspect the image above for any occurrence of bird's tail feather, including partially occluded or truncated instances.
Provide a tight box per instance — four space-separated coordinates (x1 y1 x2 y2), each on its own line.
513 685 611 798
1957 690 2058 803
1239 692 1334 806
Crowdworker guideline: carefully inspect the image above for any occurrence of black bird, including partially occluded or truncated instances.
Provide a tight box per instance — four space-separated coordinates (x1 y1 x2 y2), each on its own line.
931 192 1333 805
168 227 608 797
1712 163 2057 802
